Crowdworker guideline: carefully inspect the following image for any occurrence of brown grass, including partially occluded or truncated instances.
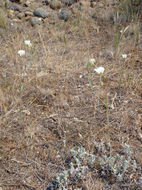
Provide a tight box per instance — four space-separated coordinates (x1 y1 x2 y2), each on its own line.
0 1 142 190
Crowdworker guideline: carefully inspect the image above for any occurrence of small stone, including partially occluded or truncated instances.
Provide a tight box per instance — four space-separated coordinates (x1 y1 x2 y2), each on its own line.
30 17 43 26
60 0 78 6
49 0 61 10
25 11 33 17
17 12 25 19
43 0 51 5
5 0 23 11
7 9 15 18
33 8 49 19
23 0 31 7
58 8 70 21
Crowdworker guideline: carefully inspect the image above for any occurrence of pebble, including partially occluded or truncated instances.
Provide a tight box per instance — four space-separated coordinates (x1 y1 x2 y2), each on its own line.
49 0 62 10
33 8 49 19
58 8 70 21
17 12 25 19
43 0 51 5
30 17 43 26
60 0 77 6
5 0 23 11
25 11 33 17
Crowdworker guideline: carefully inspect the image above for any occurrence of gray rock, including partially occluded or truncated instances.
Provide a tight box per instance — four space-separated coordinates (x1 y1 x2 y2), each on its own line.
50 0 61 10
33 8 49 19
17 12 25 19
58 9 70 21
5 0 23 11
60 0 78 6
30 17 43 26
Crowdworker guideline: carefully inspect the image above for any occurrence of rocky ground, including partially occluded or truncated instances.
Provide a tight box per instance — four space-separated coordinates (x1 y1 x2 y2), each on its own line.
0 0 142 190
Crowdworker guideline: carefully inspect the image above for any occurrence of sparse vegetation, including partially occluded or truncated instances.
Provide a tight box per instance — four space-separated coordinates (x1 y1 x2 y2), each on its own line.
56 139 138 189
0 0 142 190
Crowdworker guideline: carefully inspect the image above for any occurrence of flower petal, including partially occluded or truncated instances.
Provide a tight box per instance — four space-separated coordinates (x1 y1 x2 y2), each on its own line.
18 50 25 56
94 67 105 74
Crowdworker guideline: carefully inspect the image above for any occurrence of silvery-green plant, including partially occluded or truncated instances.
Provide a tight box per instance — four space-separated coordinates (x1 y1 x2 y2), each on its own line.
92 138 137 181
56 146 89 190
56 138 138 189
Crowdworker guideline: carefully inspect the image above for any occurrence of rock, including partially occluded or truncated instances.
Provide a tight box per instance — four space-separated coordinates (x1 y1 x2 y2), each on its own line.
30 17 43 26
58 8 70 21
17 12 25 19
49 0 61 10
23 0 31 7
5 0 23 11
25 11 33 17
7 9 15 18
33 8 49 19
43 0 51 5
60 0 78 6
5 0 24 11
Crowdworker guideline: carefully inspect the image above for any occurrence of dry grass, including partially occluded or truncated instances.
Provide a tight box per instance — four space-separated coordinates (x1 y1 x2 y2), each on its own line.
0 8 7 30
0 1 142 190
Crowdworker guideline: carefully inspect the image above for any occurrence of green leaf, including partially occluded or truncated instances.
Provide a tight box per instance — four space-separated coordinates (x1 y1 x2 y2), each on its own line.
85 61 90 69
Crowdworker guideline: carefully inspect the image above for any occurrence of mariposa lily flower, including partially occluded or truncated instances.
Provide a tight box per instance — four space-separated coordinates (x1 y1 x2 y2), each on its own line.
121 54 127 59
24 40 32 47
94 67 105 74
18 50 25 56
89 58 96 65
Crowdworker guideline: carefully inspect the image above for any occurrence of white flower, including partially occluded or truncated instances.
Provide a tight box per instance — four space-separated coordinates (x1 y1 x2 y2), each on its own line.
79 74 83 78
121 54 127 59
139 133 142 139
24 40 32 47
94 67 105 74
89 58 96 65
18 50 25 56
